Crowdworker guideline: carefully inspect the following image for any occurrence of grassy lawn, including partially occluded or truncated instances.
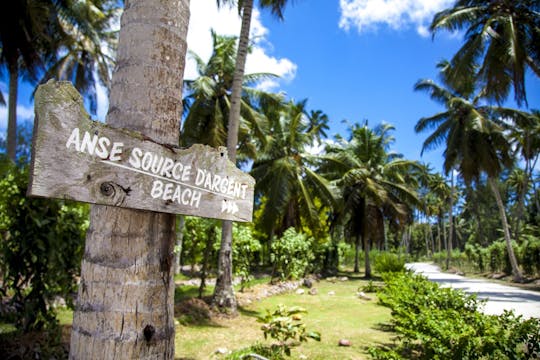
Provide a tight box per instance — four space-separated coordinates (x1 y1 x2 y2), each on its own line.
1 275 394 359
175 276 393 359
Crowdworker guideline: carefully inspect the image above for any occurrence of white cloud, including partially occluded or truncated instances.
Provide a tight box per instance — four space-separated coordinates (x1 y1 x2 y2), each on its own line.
339 0 454 37
185 0 296 90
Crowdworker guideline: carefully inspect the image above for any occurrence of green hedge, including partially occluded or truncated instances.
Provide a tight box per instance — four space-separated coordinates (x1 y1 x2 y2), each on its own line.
370 272 540 359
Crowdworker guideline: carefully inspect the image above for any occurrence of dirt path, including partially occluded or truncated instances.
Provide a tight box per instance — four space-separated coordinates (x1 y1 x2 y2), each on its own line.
406 262 540 319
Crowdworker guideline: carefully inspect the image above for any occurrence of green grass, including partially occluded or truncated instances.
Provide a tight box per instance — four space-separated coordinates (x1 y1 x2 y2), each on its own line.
175 277 393 360
0 276 394 359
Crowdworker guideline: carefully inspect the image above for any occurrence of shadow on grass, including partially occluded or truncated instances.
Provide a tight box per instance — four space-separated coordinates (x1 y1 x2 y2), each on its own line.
0 324 71 359
175 295 225 328
335 270 383 282
372 322 395 333
237 306 261 319
175 285 214 303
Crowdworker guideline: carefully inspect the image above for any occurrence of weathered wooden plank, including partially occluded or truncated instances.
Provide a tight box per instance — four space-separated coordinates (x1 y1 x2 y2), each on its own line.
28 81 255 222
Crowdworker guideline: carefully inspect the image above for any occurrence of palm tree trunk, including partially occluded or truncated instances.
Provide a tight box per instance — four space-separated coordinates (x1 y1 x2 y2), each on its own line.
213 220 237 311
69 1 190 358
213 0 253 313
488 177 523 282
7 65 18 161
363 231 371 278
354 234 360 273
438 215 443 252
175 215 186 275
446 173 454 270
198 228 215 299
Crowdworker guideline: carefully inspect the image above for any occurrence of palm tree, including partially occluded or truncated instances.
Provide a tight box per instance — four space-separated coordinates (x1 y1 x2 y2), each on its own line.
38 1 118 115
321 122 420 277
414 64 524 281
430 0 540 106
213 0 294 312
424 171 451 254
251 99 335 239
69 0 190 357
1 0 118 161
500 109 540 242
182 30 275 160
0 0 49 160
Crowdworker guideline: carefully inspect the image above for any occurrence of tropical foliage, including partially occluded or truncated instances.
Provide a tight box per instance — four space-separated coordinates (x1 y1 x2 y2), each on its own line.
0 0 119 161
371 272 540 359
1 2 540 355
0 157 88 331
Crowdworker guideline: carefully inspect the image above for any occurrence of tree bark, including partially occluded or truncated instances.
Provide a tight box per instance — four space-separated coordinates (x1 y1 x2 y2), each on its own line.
213 220 237 312
213 0 253 313
488 177 523 282
69 0 190 358
7 65 18 161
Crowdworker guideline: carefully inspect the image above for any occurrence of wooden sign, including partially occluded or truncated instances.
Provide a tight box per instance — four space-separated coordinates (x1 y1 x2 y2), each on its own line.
28 81 255 222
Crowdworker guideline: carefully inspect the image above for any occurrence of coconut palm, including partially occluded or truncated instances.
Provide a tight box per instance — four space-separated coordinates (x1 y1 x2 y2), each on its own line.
38 1 119 115
251 99 335 239
430 0 540 106
69 0 190 356
321 122 420 277
500 109 540 242
182 30 276 162
1 0 49 160
213 0 295 313
1 0 118 161
414 64 524 281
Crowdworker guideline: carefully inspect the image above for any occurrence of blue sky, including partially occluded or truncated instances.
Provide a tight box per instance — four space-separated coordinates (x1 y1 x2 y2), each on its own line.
2 0 539 174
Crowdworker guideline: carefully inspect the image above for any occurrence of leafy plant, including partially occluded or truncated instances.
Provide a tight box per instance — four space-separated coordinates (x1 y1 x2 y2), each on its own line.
373 252 406 274
257 304 320 357
0 159 88 331
270 227 314 280
232 224 261 291
371 272 540 359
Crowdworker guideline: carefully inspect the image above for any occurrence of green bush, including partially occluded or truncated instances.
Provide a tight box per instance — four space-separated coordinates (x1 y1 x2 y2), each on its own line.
0 160 88 331
232 224 261 290
180 216 220 272
487 241 513 274
373 252 406 274
521 237 540 276
270 228 314 280
371 272 540 359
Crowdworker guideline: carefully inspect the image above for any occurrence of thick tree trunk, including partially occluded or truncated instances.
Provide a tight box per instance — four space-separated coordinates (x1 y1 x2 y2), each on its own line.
488 177 523 282
69 0 190 358
213 0 253 313
7 65 18 161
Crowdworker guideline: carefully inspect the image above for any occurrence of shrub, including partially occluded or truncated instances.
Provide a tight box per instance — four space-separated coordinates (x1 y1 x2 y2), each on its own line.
371 272 540 359
226 305 320 360
0 160 88 331
373 252 405 274
270 228 314 280
521 237 540 276
232 224 261 291
487 241 512 274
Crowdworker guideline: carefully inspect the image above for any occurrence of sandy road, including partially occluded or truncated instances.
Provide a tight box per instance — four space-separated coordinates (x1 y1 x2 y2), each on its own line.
406 262 540 319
